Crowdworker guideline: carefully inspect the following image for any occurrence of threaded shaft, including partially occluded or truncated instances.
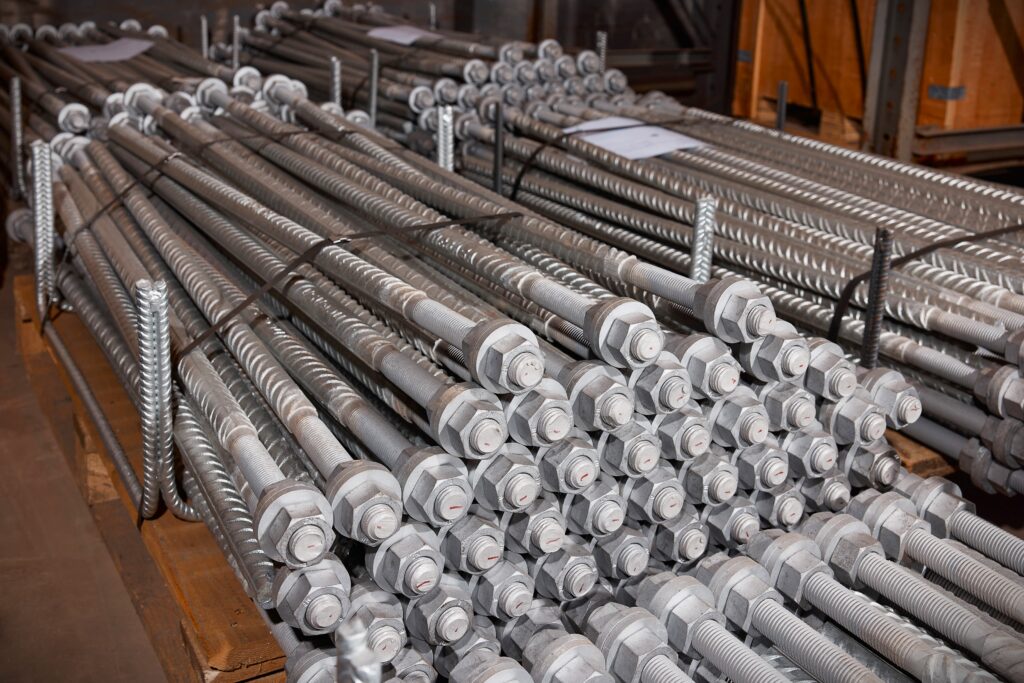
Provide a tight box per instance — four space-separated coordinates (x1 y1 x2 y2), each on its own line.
905 528 1024 624
691 619 787 683
690 195 716 283
641 654 692 683
752 599 880 683
948 508 1024 576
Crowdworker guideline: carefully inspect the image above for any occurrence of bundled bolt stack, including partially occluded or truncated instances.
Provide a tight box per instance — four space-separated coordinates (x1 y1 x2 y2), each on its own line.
3 13 1024 683
227 1 1024 498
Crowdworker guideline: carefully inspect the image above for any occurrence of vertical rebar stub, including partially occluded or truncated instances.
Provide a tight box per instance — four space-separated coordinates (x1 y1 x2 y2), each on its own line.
231 15 241 72
861 228 894 370
369 48 380 129
437 105 455 172
200 15 209 60
691 195 718 284
596 31 608 74
330 56 343 109
10 77 25 200
31 140 55 323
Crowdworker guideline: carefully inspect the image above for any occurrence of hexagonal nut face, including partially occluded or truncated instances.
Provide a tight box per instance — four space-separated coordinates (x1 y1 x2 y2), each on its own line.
435 387 508 459
507 495 566 555
916 491 967 538
828 534 883 586
594 527 650 579
735 443 789 491
848 492 926 561
348 599 405 664
604 625 675 683
749 329 810 383
572 368 634 432
368 525 443 597
682 453 739 505
718 570 772 632
329 462 402 545
763 383 816 431
534 542 599 600
862 371 921 428
654 405 711 461
821 391 886 446
805 339 857 400
625 465 686 524
600 421 660 478
499 599 564 660
477 327 544 394
698 279 776 344
401 450 471 526
841 442 901 490
474 560 535 619
675 336 739 400
754 485 805 529
442 515 505 574
705 501 759 547
275 559 351 635
653 510 708 563
784 429 839 478
566 477 625 538
257 484 334 567
406 587 473 645
537 433 600 494
629 353 691 414
801 472 852 513
716 390 771 449
474 449 541 512
523 631 609 683
758 538 827 607
506 379 573 447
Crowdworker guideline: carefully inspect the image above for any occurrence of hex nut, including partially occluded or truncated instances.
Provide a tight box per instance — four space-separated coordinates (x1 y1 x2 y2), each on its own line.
798 512 883 587
635 572 722 654
584 297 663 369
694 552 780 634
804 338 857 401
405 583 473 645
746 530 831 607
536 430 600 494
898 475 970 537
847 490 929 563
528 536 599 601
597 418 661 478
819 388 887 446
472 556 536 620
628 352 691 414
757 381 817 431
522 628 611 683
733 442 790 491
652 506 709 563
801 470 853 513
395 447 473 526
704 498 760 547
680 453 739 505
504 378 573 446
505 493 567 556
498 599 564 661
366 523 444 597
346 578 406 663
255 479 335 568
694 278 776 344
562 362 635 433
564 475 626 538
838 441 902 490
621 463 686 524
706 386 770 448
327 459 402 545
740 322 810 383
585 604 675 683
753 483 805 529
273 553 351 635
594 526 651 579
652 402 712 461
470 444 541 512
441 514 505 574
783 428 839 478
668 334 740 400
465 320 544 394
429 383 508 459
859 368 922 428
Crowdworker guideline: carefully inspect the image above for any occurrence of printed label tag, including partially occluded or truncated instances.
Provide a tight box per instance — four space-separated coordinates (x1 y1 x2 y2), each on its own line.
59 38 153 63
564 116 703 159
366 25 439 45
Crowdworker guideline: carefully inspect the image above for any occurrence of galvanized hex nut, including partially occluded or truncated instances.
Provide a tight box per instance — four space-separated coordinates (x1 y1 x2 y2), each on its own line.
430 383 508 459
733 442 790 491
405 583 473 645
561 362 635 433
593 526 651 579
469 444 541 512
896 474 970 538
746 530 831 608
273 553 351 635
847 489 928 563
528 535 600 601
694 552 781 634
498 599 564 661
755 381 817 431
396 447 473 526
585 604 676 683
503 377 573 446
706 386 770 448
858 368 922 428
327 459 402 545
597 418 661 478
704 497 760 547
346 578 406 663
587 298 664 369
437 615 501 679
366 523 445 598
818 387 887 446
652 402 712 461
505 493 567 556
522 628 612 683
628 351 691 414
694 278 777 344
441 514 505 574
255 479 335 568
652 506 709 563
536 430 600 494
753 483 805 529
668 334 740 400
564 474 626 538
680 453 739 505
838 441 902 490
739 321 810 383
466 319 545 394
800 469 852 513
388 639 436 681
449 650 529 683
782 428 839 478
798 512 883 587
286 646 338 683
804 338 858 401
634 572 722 654
621 463 686 524
472 556 536 620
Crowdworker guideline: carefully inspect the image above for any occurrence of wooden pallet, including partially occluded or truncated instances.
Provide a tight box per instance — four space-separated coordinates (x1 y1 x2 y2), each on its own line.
12 275 285 683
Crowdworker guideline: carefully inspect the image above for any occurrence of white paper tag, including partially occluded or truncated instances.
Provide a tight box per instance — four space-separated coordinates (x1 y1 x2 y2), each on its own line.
366 25 439 46
58 38 153 63
564 116 703 159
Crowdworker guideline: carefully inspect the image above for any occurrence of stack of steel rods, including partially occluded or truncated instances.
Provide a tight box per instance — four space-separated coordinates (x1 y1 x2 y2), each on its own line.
3 15 1024 683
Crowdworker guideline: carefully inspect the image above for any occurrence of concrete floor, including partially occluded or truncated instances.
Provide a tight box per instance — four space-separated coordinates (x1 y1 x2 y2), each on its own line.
0 250 166 682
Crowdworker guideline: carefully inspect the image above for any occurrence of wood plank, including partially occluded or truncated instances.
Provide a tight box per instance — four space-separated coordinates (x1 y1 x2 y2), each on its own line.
887 429 956 478
13 275 284 683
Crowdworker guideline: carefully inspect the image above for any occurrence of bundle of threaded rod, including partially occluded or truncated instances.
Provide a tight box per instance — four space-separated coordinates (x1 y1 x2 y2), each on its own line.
222 1 1024 499
3 15 1024 683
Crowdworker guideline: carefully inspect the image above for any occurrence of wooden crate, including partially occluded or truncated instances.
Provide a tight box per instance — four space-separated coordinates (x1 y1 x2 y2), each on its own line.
13 275 285 683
